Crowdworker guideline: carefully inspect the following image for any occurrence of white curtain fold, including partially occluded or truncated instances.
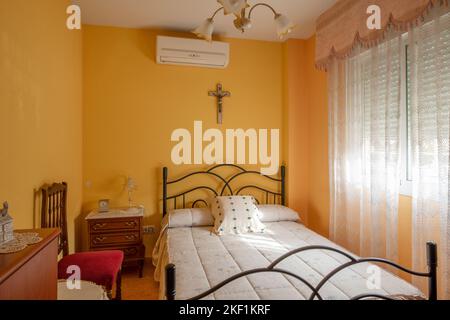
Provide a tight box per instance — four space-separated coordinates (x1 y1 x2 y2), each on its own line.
329 35 402 261
409 11 450 299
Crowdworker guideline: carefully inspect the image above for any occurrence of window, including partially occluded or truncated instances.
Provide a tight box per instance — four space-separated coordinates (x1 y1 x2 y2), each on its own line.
399 40 412 196
399 12 450 197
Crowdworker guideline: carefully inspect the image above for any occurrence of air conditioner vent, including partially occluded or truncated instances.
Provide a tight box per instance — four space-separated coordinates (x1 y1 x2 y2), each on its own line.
156 36 230 69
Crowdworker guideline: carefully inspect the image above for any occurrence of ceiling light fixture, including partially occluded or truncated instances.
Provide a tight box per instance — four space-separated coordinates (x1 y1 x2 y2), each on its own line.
193 0 296 42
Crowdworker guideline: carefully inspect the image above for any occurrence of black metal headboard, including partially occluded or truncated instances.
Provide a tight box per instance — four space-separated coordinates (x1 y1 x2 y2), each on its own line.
162 164 286 216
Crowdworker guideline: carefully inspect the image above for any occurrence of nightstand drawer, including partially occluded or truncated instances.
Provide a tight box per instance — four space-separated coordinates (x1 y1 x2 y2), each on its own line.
89 219 140 233
91 245 144 260
90 232 140 247
120 245 144 260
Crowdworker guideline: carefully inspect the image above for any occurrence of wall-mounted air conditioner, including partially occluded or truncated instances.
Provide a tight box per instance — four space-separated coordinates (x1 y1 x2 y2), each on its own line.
156 36 230 69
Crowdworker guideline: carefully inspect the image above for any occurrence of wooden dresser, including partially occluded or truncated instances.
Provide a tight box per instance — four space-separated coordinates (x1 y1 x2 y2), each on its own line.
0 228 60 300
86 207 145 277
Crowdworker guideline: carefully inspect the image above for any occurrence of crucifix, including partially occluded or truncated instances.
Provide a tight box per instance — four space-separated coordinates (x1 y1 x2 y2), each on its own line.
209 83 231 124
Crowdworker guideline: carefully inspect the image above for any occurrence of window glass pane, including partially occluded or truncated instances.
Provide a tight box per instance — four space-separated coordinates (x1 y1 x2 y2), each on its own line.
406 45 412 182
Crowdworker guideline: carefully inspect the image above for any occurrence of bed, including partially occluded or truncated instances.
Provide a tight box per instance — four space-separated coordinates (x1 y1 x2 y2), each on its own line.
153 165 437 300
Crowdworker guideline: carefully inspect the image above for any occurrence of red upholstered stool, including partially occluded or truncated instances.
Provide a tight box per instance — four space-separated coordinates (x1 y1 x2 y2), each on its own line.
58 250 124 299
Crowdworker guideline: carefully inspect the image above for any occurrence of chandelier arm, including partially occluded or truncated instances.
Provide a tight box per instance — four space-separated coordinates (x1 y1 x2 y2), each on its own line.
248 3 278 19
210 7 225 20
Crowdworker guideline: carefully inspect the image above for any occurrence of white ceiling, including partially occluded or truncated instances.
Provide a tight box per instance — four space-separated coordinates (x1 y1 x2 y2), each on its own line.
73 0 337 41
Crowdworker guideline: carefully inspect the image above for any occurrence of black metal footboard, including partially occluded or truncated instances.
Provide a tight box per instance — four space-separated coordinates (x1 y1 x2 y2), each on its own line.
165 242 438 301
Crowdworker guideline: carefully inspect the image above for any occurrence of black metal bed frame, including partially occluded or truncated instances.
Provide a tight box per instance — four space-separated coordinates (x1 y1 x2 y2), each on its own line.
161 165 438 301
162 164 285 216
165 242 437 301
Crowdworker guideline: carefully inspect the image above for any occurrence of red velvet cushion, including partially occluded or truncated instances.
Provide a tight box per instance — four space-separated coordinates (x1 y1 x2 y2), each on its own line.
58 250 124 290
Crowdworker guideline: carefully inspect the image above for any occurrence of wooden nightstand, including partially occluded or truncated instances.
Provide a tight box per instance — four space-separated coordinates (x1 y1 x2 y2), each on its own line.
86 207 145 278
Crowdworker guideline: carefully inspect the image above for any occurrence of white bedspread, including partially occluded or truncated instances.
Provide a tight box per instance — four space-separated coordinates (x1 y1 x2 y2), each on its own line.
153 221 423 300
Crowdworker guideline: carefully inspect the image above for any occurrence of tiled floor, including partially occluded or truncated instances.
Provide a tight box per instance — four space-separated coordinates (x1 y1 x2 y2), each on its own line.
121 259 159 300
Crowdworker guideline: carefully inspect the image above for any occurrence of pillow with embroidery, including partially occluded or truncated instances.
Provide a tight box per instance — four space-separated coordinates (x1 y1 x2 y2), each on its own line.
211 196 266 235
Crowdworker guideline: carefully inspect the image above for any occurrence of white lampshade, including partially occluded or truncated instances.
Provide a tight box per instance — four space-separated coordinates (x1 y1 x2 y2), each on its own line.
217 0 248 15
274 14 295 39
127 177 136 190
193 18 214 42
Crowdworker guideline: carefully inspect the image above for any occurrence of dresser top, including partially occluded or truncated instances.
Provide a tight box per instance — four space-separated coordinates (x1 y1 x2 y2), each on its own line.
0 229 60 285
85 206 145 220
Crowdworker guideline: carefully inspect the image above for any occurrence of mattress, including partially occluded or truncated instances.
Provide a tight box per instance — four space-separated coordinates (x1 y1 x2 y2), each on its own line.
153 221 423 300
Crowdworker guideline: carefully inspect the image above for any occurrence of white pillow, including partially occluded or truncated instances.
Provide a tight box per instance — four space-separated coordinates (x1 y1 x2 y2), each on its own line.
211 196 266 235
165 208 214 228
257 205 300 222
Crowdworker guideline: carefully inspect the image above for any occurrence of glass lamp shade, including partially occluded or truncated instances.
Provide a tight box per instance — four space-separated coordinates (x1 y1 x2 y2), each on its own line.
193 18 214 42
217 0 248 15
233 17 252 32
275 14 295 39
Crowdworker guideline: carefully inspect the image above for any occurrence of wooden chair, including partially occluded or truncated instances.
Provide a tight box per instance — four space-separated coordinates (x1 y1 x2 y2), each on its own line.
41 182 123 300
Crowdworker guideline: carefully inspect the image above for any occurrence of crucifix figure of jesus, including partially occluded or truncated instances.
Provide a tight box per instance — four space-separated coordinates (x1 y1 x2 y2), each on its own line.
209 83 231 124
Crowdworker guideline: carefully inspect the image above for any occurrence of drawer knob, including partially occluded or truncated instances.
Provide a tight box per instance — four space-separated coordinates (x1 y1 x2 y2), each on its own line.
124 248 138 255
93 236 106 243
93 223 107 230
125 221 137 227
125 235 136 240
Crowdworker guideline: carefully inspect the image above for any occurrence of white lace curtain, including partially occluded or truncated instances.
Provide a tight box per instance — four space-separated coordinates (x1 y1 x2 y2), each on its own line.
328 35 402 260
409 11 450 299
329 8 450 299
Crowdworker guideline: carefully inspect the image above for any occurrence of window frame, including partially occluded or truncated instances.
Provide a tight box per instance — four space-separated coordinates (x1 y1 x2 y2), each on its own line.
399 39 412 197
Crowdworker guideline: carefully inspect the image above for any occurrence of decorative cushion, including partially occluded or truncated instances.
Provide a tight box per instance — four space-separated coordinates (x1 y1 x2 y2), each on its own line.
257 205 300 222
58 250 124 291
166 208 214 228
211 196 266 235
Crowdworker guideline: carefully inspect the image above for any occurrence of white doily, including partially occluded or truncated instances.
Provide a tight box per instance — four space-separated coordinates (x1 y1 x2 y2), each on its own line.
57 280 109 300
0 232 43 254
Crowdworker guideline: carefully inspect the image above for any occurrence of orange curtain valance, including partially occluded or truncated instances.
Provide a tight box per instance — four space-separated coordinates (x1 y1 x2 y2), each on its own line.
315 0 449 70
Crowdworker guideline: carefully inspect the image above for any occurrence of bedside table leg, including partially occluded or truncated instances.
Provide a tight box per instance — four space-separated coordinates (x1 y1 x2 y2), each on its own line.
139 259 144 278
115 269 122 300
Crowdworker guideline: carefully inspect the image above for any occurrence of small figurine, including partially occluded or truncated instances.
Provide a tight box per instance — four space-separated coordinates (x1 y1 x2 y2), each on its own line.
0 202 8 217
0 201 14 244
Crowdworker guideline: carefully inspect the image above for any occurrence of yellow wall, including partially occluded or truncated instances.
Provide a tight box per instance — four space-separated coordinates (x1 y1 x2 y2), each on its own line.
0 0 83 252
82 25 285 254
283 40 310 224
283 37 329 235
398 195 413 279
304 37 330 238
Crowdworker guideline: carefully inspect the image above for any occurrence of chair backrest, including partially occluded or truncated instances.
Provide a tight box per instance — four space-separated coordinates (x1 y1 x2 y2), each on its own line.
41 182 69 256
